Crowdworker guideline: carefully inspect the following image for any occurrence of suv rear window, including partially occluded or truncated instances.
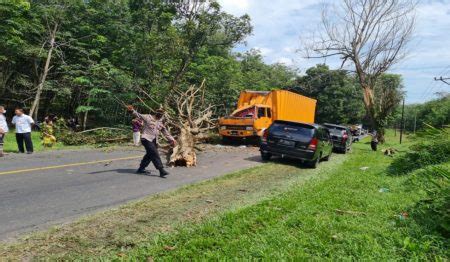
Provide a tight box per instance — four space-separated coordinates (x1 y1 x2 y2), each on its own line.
270 121 315 138
324 125 346 135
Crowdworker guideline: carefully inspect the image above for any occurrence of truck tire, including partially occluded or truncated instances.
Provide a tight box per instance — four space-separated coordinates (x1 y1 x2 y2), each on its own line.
261 152 272 161
222 136 231 144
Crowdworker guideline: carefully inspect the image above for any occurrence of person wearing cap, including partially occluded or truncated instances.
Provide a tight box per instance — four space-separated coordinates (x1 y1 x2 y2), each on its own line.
126 105 176 177
0 106 9 157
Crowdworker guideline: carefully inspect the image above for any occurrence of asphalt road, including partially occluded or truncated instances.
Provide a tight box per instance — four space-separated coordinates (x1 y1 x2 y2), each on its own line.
0 146 261 241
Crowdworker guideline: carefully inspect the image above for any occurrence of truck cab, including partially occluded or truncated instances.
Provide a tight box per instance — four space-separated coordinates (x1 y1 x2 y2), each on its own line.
218 90 316 142
219 104 272 139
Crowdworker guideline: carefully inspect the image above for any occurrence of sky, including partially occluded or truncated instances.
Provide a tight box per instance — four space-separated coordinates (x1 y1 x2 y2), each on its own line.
218 0 450 104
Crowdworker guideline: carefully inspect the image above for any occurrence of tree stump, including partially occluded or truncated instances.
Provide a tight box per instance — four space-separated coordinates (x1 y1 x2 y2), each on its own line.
168 124 197 167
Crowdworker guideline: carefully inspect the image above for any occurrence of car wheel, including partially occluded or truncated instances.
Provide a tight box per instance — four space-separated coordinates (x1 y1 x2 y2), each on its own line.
323 152 331 161
307 154 320 168
342 147 347 154
261 152 272 161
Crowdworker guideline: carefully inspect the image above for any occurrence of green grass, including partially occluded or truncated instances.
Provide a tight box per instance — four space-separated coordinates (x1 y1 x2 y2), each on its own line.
112 132 448 260
3 131 68 152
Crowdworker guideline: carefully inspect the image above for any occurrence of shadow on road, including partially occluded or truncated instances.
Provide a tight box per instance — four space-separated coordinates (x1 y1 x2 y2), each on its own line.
245 154 314 169
88 168 163 178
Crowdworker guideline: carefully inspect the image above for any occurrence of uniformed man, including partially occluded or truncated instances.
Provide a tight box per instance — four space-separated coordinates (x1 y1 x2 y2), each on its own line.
127 105 176 177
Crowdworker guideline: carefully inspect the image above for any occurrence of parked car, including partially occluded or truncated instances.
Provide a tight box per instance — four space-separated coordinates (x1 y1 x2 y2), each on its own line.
260 120 333 168
323 123 352 153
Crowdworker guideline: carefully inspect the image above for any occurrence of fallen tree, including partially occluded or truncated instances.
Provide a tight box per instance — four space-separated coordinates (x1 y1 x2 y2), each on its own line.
165 80 215 167
136 80 216 167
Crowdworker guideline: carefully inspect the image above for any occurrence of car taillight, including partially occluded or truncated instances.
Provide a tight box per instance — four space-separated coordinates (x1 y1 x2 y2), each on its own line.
308 137 318 150
262 129 269 142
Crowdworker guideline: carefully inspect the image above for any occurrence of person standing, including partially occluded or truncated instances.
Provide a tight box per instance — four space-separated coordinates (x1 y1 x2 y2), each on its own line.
42 115 57 147
131 117 143 146
11 108 34 154
0 106 9 157
127 105 176 177
370 130 378 151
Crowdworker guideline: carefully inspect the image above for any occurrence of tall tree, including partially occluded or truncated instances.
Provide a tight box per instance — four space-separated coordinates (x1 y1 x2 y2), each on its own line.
304 0 415 141
29 0 71 119
373 74 404 139
295 64 365 124
0 0 38 105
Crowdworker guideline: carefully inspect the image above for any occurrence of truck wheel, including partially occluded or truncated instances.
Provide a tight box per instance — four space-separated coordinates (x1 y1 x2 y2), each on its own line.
222 136 231 144
261 152 272 161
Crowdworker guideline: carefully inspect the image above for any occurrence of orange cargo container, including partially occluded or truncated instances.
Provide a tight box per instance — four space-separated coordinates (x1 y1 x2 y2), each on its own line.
219 90 316 139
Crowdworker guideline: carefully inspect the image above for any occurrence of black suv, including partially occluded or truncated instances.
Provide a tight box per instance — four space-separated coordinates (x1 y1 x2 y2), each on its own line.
323 123 352 153
260 120 333 168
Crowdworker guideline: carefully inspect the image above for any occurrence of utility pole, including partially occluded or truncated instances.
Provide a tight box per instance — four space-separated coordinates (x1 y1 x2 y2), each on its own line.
400 98 405 144
434 76 450 85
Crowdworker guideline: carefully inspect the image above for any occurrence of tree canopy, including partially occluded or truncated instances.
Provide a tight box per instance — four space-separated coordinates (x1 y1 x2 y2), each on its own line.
0 0 302 127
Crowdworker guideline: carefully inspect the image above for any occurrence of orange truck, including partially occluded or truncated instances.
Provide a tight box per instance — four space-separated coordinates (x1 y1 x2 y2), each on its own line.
219 90 316 140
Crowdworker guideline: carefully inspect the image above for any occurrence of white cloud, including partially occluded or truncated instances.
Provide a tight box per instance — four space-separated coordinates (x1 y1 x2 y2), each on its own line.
253 46 273 56
219 0 450 103
219 0 250 15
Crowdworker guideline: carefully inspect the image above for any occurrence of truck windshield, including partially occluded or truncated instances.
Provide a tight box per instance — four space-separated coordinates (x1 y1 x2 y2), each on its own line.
232 107 255 118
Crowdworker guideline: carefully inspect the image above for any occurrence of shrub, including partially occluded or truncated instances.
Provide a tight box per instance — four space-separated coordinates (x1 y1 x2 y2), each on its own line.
53 118 131 146
389 128 449 175
409 166 450 238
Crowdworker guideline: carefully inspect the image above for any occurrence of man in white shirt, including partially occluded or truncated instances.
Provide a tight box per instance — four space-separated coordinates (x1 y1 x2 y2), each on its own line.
11 108 34 154
0 106 8 157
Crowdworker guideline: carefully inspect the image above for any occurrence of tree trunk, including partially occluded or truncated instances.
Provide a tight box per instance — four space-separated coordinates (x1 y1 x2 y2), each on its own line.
82 100 90 131
168 123 197 167
30 23 58 120
362 85 385 142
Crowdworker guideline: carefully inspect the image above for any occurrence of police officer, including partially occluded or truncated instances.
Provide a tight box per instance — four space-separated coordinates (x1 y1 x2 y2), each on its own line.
127 105 176 177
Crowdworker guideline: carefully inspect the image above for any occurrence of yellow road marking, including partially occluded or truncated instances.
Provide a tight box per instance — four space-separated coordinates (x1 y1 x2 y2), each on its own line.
0 156 142 176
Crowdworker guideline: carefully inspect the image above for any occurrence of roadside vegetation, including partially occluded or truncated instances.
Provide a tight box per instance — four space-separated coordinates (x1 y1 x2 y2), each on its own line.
2 131 66 153
390 94 450 131
1 130 448 260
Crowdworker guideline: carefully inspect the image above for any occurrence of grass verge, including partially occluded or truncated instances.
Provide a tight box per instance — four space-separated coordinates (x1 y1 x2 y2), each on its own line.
114 132 447 260
3 131 67 152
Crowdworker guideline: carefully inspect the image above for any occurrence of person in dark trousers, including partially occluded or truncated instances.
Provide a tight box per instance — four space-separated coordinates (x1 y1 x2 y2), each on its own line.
370 130 378 151
11 108 34 154
127 105 176 177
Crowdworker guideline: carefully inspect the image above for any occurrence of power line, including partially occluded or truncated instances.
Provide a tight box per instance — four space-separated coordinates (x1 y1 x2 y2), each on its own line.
420 66 450 100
